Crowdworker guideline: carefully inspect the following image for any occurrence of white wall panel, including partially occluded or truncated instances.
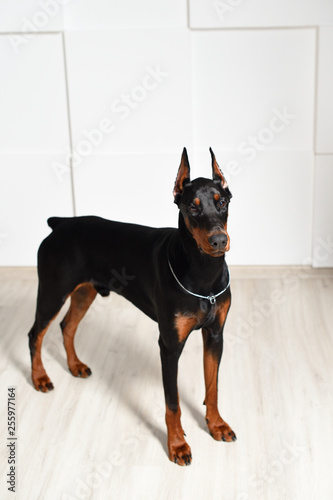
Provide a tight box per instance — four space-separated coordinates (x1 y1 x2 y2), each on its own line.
0 155 74 266
73 153 182 228
319 0 333 25
65 0 187 29
189 0 333 28
0 0 63 33
316 27 333 154
313 156 333 268
65 30 192 156
192 29 316 153
0 34 69 153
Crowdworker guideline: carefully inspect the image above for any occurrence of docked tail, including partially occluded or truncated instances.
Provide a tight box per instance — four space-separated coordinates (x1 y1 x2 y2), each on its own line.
47 217 70 230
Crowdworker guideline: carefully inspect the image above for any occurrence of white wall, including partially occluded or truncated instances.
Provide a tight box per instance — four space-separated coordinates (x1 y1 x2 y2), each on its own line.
0 0 332 267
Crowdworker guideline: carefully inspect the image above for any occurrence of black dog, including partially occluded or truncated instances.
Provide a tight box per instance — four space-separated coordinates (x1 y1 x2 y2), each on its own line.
28 148 236 465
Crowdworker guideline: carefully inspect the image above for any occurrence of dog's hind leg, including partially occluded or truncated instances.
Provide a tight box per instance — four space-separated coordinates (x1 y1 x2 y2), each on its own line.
28 287 66 392
60 283 97 378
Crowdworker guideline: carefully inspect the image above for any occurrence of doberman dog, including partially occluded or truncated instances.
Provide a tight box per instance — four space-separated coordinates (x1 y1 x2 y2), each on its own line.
28 147 236 466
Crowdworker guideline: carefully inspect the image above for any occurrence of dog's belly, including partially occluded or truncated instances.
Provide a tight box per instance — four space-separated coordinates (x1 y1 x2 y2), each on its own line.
90 268 159 323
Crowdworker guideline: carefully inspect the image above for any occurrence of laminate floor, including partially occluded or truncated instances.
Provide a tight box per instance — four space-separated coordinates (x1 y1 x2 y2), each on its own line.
0 266 333 500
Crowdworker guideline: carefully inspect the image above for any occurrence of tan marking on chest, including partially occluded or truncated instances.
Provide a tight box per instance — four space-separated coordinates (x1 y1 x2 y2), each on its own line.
217 296 231 327
175 312 204 343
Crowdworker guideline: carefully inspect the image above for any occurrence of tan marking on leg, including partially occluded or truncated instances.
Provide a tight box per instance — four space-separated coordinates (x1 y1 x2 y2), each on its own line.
166 403 192 466
61 282 97 377
32 314 58 392
202 326 236 442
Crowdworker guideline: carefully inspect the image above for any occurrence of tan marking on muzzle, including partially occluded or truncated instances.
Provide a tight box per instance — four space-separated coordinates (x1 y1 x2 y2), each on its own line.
184 217 230 255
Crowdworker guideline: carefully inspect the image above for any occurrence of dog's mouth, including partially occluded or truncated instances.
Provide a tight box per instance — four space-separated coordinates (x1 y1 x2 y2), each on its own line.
198 246 229 257
210 249 227 257
208 249 228 257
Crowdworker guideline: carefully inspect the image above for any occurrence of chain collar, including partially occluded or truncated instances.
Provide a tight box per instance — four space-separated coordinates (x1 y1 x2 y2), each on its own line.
167 257 230 305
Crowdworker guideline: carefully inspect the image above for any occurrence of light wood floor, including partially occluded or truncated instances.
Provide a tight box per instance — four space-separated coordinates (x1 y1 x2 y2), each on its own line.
0 266 333 500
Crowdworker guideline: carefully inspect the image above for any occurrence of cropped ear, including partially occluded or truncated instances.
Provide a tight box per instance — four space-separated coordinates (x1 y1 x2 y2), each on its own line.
209 147 228 189
173 147 191 205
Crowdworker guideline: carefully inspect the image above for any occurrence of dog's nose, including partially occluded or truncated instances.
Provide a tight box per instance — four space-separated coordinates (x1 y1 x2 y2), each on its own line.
209 232 228 251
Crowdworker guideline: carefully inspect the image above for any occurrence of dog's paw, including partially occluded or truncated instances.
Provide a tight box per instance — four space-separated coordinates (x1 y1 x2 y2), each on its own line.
69 361 92 378
207 418 237 442
32 374 54 393
169 441 192 466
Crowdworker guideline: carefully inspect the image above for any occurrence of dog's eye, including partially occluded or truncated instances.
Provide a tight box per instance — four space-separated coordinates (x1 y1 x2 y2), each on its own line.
217 198 227 212
214 194 227 209
189 204 199 214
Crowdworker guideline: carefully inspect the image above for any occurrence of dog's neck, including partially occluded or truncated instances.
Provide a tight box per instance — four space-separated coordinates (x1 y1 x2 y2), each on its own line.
168 213 228 296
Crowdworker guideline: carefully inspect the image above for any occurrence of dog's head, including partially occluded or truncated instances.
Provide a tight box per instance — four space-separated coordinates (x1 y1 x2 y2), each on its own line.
173 148 232 257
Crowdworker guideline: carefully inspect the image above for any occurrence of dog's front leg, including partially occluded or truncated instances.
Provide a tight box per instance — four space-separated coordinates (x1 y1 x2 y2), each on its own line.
158 336 192 466
202 322 237 442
